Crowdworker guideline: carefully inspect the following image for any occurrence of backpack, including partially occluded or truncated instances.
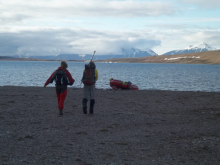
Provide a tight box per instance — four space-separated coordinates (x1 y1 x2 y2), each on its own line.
82 64 96 85
50 69 68 85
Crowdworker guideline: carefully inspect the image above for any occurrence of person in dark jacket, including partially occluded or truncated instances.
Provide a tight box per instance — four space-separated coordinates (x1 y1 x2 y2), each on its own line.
44 61 75 115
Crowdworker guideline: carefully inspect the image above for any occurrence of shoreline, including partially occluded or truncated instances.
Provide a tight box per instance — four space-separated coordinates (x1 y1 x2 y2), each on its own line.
1 49 220 64
1 85 220 93
1 86 220 164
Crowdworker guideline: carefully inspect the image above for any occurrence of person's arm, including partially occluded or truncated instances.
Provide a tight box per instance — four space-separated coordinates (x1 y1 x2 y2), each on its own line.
81 69 85 82
95 69 98 81
65 70 75 86
44 71 56 87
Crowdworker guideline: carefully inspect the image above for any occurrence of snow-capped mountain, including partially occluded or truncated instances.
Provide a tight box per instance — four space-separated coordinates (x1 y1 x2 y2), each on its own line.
121 47 157 57
10 47 157 60
163 42 216 55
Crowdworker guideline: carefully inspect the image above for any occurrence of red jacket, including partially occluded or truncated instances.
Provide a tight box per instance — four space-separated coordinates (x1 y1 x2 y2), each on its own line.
44 67 75 87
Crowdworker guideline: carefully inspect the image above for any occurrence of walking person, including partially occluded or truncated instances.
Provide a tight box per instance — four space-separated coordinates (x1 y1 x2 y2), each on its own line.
44 61 75 116
81 61 98 114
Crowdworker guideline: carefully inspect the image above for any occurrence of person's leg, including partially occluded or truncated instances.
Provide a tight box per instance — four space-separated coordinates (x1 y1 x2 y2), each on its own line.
56 85 67 115
56 85 61 108
56 92 61 106
82 85 90 114
82 98 88 114
59 89 67 110
89 85 95 114
90 99 95 114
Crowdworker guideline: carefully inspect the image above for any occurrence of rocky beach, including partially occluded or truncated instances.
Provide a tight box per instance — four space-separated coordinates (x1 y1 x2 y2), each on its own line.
0 86 220 165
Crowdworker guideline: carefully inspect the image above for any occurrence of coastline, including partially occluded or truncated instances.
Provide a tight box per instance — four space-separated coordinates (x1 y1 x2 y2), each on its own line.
1 86 220 164
1 50 220 64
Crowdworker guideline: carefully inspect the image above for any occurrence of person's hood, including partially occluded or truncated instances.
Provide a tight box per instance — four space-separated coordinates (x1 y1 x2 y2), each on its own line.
57 67 65 70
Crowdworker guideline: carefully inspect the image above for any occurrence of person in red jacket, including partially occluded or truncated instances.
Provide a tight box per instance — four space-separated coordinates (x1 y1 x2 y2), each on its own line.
44 61 75 116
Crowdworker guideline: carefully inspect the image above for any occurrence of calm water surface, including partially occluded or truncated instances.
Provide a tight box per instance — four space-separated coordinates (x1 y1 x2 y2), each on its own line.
0 61 220 92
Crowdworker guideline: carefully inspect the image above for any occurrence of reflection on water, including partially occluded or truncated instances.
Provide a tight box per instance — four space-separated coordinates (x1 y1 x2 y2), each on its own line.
0 61 220 92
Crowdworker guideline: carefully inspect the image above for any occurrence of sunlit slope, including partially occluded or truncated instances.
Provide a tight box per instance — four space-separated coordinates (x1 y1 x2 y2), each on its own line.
100 50 220 64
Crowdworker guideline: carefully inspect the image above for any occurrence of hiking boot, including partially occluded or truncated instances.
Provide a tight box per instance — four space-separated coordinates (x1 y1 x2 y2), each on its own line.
82 98 88 114
59 109 63 115
89 99 95 114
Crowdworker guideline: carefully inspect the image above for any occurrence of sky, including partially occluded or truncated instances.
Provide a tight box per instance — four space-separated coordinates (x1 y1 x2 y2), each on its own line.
0 0 220 56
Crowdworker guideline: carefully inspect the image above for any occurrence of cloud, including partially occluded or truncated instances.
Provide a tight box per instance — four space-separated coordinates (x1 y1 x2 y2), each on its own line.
0 29 65 56
0 27 161 56
151 28 220 54
180 0 220 9
0 0 219 56
89 38 161 55
1 26 219 56
0 0 175 26
183 30 220 46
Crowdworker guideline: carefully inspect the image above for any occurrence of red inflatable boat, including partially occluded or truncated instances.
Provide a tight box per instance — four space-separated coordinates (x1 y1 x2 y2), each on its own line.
109 78 139 90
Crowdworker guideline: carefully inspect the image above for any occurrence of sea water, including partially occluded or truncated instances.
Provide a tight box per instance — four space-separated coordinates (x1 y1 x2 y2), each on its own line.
0 61 220 92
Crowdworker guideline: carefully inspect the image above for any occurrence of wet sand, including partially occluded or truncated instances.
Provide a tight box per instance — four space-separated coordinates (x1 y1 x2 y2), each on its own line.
0 86 220 164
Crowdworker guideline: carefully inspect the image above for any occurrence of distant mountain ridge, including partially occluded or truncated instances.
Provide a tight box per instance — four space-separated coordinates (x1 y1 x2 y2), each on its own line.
10 47 157 61
163 42 216 55
3 49 220 64
100 50 220 65
121 48 157 57
7 42 218 60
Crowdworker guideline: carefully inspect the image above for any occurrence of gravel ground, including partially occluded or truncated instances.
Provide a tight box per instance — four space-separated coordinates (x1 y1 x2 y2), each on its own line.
0 86 220 165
